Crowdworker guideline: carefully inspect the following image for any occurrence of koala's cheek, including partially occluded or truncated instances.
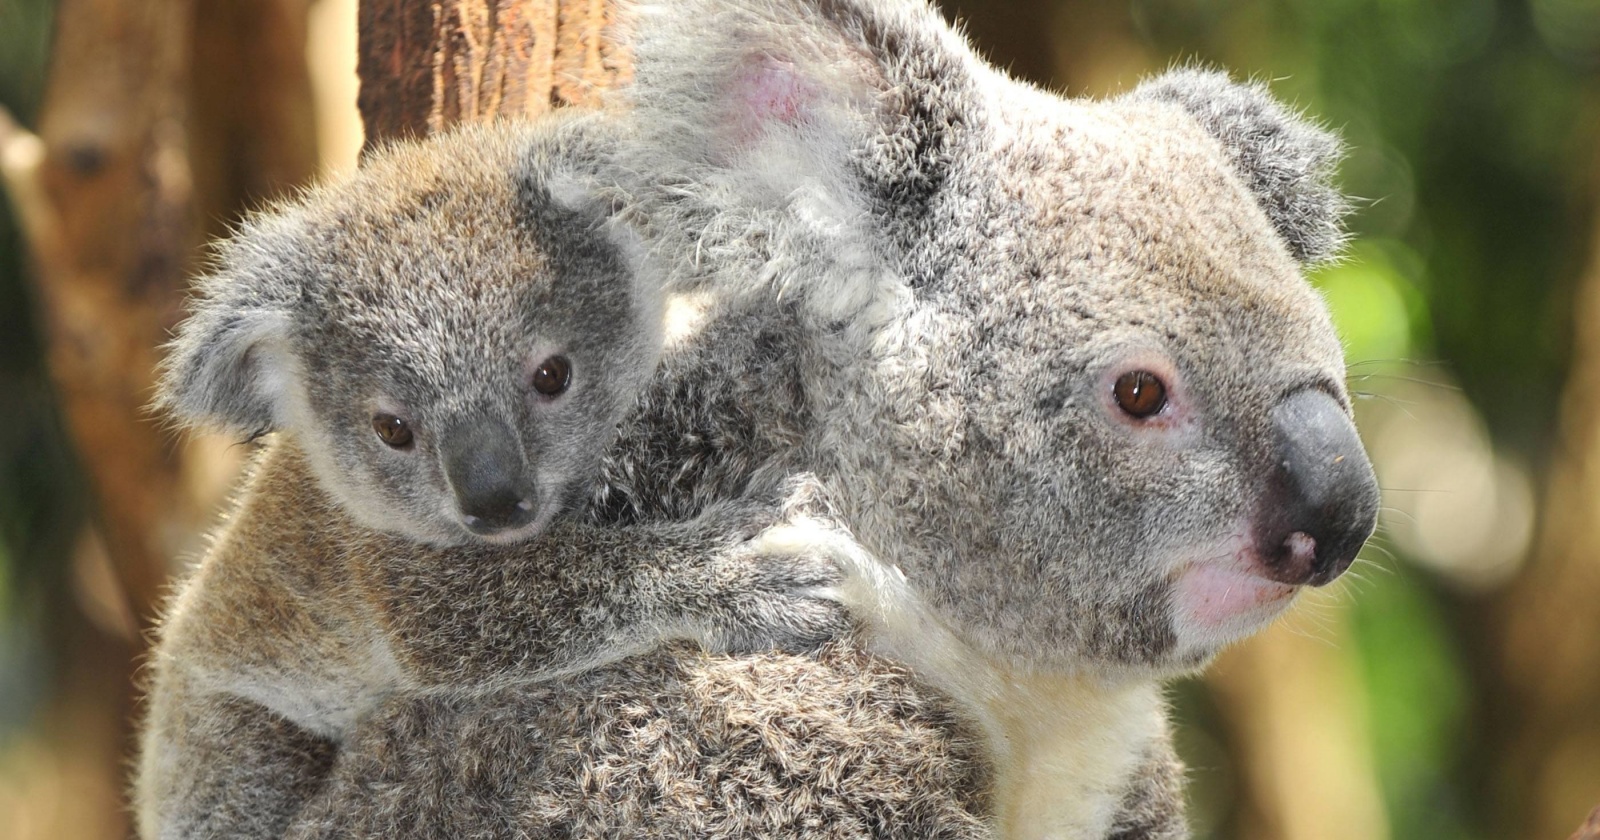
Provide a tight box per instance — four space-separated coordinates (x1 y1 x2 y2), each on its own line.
342 454 459 545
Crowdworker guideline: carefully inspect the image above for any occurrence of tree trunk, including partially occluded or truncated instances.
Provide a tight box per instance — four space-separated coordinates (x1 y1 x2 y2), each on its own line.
357 0 628 145
0 2 320 837
2 0 200 634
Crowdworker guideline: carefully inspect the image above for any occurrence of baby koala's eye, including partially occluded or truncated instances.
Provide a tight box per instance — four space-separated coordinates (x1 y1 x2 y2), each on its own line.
372 413 415 449
1112 371 1168 419
531 355 572 397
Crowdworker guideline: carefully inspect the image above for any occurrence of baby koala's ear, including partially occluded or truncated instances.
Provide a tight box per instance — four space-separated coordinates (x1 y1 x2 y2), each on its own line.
156 211 307 438
519 128 669 359
1125 68 1349 265
522 123 665 293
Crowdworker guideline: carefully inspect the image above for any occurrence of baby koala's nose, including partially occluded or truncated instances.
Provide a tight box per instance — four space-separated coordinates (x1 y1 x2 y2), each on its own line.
441 420 538 536
460 490 536 535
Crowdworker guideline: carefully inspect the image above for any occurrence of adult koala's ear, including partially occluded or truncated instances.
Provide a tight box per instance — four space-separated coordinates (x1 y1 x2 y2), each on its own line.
1125 69 1349 265
618 0 983 318
156 211 307 438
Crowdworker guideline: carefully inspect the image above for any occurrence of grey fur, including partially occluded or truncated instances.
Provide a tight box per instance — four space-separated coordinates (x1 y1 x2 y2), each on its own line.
135 117 851 839
1124 68 1350 264
1107 736 1190 840
287 642 993 839
157 0 1374 836
614 0 1359 676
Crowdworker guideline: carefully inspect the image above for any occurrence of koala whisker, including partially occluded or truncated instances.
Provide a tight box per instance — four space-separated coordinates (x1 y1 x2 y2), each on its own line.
1355 551 1398 575
1345 357 1445 370
1351 391 1424 414
1374 505 1419 527
1278 607 1343 648
1346 372 1461 392
1377 488 1449 495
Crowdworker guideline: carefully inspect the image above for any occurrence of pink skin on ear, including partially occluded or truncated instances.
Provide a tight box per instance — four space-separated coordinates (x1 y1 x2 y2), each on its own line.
726 54 817 150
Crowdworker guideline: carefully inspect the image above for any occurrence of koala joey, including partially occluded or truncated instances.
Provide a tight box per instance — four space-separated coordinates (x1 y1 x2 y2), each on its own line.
134 115 849 840
272 1 1384 838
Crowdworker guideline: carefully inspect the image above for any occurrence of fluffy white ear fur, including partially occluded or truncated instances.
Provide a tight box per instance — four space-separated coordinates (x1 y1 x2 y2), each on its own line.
619 0 900 325
156 213 306 437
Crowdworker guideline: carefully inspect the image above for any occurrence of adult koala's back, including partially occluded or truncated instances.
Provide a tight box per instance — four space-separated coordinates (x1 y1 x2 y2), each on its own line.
288 643 994 838
285 0 1375 836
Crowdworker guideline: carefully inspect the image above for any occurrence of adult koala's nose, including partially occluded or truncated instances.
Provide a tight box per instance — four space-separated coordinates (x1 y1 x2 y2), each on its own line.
441 420 537 536
1255 389 1380 587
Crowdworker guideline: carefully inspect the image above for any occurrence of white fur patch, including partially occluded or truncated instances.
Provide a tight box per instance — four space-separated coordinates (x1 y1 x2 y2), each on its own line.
761 520 1162 839
662 291 715 348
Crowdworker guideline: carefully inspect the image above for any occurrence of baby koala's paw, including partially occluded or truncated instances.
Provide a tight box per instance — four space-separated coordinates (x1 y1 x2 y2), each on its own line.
705 476 861 654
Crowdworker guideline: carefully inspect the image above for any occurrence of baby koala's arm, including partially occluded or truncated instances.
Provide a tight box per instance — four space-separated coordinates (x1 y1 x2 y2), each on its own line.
358 474 854 691
135 464 851 839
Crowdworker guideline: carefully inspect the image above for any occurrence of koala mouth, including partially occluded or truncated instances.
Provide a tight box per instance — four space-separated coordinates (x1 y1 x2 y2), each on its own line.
1172 555 1298 637
1165 530 1306 655
459 499 561 546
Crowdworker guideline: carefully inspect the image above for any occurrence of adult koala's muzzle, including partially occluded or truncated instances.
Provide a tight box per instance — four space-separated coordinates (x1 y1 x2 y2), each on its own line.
1255 389 1381 587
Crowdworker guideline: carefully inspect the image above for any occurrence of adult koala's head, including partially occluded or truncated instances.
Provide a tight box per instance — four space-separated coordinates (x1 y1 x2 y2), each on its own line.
624 0 1379 675
160 118 662 546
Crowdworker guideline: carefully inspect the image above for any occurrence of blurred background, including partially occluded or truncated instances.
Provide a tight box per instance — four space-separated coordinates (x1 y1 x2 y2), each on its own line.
0 0 1596 837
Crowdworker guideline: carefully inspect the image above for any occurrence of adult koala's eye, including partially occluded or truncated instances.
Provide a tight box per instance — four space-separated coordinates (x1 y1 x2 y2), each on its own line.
1113 371 1168 419
372 413 415 449
531 355 571 396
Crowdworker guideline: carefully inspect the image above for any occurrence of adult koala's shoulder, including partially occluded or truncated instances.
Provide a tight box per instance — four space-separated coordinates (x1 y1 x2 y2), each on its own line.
286 0 1372 835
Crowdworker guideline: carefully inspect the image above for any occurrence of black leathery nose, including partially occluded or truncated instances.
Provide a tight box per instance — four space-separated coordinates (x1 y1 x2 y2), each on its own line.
441 420 537 533
1261 389 1381 586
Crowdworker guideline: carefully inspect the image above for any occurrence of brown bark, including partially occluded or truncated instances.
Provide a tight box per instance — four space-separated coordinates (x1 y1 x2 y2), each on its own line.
0 2 320 838
357 0 628 146
3 0 200 632
0 0 318 631
190 0 321 240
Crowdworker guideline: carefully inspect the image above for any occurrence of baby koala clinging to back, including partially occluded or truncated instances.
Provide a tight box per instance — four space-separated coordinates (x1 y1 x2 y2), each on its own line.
135 115 847 840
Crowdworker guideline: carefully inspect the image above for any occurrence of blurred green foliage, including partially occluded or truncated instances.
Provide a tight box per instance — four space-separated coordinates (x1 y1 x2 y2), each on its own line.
1349 564 1478 840
0 1 1595 838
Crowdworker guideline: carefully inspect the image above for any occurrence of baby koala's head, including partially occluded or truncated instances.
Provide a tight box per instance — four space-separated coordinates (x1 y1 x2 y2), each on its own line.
161 117 662 546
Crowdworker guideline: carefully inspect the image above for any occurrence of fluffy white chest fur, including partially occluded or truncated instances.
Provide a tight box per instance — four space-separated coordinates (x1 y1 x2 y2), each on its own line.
761 521 1164 839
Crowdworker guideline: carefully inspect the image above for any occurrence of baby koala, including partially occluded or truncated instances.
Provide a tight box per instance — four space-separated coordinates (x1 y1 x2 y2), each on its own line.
134 115 846 840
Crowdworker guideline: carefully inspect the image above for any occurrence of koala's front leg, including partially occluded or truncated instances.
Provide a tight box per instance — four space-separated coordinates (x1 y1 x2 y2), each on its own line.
362 475 853 689
135 667 335 840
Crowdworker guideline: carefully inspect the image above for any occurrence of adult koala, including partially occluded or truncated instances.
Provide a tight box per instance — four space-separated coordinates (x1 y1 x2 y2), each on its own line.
282 0 1378 837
